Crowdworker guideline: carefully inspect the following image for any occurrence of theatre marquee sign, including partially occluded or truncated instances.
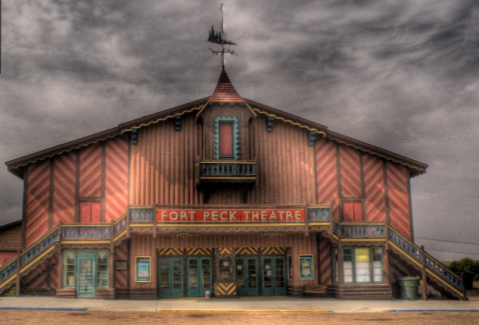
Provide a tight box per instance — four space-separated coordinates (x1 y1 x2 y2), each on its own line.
157 208 305 223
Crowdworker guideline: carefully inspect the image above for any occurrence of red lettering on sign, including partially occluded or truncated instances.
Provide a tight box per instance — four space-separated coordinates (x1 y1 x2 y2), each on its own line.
157 209 305 223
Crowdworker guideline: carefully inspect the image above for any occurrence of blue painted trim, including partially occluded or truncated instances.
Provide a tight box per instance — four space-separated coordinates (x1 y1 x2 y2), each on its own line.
0 307 88 311
214 116 240 160
390 310 479 313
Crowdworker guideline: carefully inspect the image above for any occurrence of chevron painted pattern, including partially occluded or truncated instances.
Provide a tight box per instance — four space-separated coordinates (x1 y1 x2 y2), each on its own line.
339 146 361 197
315 139 339 219
26 161 51 246
215 282 236 296
319 239 332 284
105 137 128 223
79 144 102 197
261 247 286 255
115 240 128 288
363 154 386 222
387 162 411 239
235 247 259 256
53 152 76 226
50 255 59 289
218 248 234 255
158 248 184 256
24 264 48 289
186 248 213 256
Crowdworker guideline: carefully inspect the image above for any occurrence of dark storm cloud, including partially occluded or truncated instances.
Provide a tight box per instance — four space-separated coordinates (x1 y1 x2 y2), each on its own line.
1 0 478 260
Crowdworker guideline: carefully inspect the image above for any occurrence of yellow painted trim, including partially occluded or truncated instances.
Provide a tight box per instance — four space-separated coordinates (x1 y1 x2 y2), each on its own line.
61 241 110 244
0 274 16 290
0 258 17 273
200 161 256 165
333 234 339 240
130 224 154 227
122 104 207 134
299 254 314 280
342 222 385 226
307 205 330 209
135 256 152 283
251 108 327 137
244 102 258 117
156 223 306 228
341 238 385 242
426 269 463 296
308 222 329 226
62 225 109 228
425 253 462 281
129 206 156 209
20 246 56 273
194 103 211 121
113 230 127 242
200 177 256 180
21 227 59 256
388 242 422 268
157 309 327 313
113 215 127 225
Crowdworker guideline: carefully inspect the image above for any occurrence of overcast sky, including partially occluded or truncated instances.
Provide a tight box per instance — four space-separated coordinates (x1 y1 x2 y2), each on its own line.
1 0 479 261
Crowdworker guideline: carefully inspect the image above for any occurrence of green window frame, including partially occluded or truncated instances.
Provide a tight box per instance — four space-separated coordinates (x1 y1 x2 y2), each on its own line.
63 250 76 288
214 116 240 160
332 248 338 284
96 250 109 288
341 247 384 284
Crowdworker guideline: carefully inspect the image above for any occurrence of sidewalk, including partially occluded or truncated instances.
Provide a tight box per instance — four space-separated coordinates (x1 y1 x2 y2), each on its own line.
1 296 479 313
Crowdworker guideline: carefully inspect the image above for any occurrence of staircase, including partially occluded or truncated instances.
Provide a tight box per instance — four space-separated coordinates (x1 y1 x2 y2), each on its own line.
0 214 128 296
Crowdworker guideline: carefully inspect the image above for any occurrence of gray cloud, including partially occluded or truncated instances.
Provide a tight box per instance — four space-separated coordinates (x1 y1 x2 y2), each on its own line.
1 0 478 260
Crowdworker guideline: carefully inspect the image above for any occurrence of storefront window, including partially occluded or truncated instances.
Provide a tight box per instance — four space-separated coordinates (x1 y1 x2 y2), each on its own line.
219 256 233 281
96 250 109 287
341 247 383 284
299 256 313 280
63 250 76 288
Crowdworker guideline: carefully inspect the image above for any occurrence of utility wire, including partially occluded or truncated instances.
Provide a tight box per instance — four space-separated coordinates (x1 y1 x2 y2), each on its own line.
425 247 479 257
415 236 479 246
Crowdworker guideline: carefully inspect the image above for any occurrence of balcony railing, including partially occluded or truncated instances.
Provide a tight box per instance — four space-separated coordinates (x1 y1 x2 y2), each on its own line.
196 159 256 185
130 207 155 222
62 225 111 240
340 224 386 238
308 206 330 221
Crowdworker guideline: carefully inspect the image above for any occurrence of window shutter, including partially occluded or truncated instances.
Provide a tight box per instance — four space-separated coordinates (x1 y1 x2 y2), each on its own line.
219 123 234 157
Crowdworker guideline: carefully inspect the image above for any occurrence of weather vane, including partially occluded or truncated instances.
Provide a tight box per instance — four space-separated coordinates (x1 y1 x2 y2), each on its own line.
208 3 237 68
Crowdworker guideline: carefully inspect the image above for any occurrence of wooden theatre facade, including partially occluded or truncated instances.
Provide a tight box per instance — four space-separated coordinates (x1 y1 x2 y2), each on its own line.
2 69 467 300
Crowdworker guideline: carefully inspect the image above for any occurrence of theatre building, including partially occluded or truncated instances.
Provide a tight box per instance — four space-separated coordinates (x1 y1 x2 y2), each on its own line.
1 68 467 300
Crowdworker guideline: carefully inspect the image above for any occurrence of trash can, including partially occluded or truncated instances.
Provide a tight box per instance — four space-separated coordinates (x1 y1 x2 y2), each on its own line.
205 290 211 298
398 276 420 300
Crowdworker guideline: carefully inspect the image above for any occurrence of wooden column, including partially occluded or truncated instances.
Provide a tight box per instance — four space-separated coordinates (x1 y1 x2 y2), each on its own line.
126 208 131 238
337 244 344 285
304 204 309 237
57 221 63 290
420 245 427 301
15 250 21 296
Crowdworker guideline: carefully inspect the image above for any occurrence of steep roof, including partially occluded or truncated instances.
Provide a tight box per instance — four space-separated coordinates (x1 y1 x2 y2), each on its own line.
5 68 428 178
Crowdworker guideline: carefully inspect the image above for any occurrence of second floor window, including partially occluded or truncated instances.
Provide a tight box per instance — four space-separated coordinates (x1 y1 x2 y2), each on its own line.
80 201 101 223
219 122 234 158
214 116 239 160
342 201 363 222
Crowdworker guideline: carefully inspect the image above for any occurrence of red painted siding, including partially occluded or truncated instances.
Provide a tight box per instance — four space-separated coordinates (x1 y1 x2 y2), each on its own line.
387 162 411 239
105 136 128 222
339 146 361 198
364 154 386 222
315 138 339 219
115 240 129 288
26 161 50 246
319 237 332 284
79 144 102 198
53 152 76 226
80 201 101 223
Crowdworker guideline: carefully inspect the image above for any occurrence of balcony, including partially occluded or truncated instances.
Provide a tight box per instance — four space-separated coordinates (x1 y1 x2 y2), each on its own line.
196 159 256 185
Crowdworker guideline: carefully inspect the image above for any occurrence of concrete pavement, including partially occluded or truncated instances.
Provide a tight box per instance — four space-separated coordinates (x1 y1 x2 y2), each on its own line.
1 296 479 313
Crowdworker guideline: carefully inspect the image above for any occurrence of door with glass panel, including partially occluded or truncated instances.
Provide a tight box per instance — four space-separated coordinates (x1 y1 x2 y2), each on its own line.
262 256 286 296
187 257 212 297
236 257 258 296
77 251 95 298
158 258 184 298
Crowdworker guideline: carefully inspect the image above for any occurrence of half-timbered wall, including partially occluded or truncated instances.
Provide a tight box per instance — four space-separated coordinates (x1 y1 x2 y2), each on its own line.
315 138 412 239
24 135 129 247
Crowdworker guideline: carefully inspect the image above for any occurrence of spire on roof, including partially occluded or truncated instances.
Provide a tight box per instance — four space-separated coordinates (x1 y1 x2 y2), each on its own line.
208 67 243 103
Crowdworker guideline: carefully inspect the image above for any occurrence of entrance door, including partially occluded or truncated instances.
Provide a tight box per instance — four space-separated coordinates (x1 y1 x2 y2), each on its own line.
158 258 184 298
262 256 286 296
187 257 212 297
236 257 258 296
77 255 95 298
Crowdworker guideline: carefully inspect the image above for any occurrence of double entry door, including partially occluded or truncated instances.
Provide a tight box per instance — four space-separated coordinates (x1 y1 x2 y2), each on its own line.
236 256 286 296
158 257 212 298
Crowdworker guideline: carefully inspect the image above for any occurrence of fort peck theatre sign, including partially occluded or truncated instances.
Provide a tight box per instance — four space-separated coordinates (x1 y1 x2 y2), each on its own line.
157 209 305 223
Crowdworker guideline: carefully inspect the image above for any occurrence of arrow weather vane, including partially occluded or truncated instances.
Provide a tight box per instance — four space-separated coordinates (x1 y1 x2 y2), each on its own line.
208 3 237 68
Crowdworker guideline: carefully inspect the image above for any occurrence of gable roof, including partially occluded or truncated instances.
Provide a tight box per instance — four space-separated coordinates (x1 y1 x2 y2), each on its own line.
5 68 428 179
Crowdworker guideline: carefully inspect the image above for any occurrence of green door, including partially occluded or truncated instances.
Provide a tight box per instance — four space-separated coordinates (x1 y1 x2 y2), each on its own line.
187 257 212 297
236 257 258 296
262 256 286 296
158 258 184 298
77 254 95 298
